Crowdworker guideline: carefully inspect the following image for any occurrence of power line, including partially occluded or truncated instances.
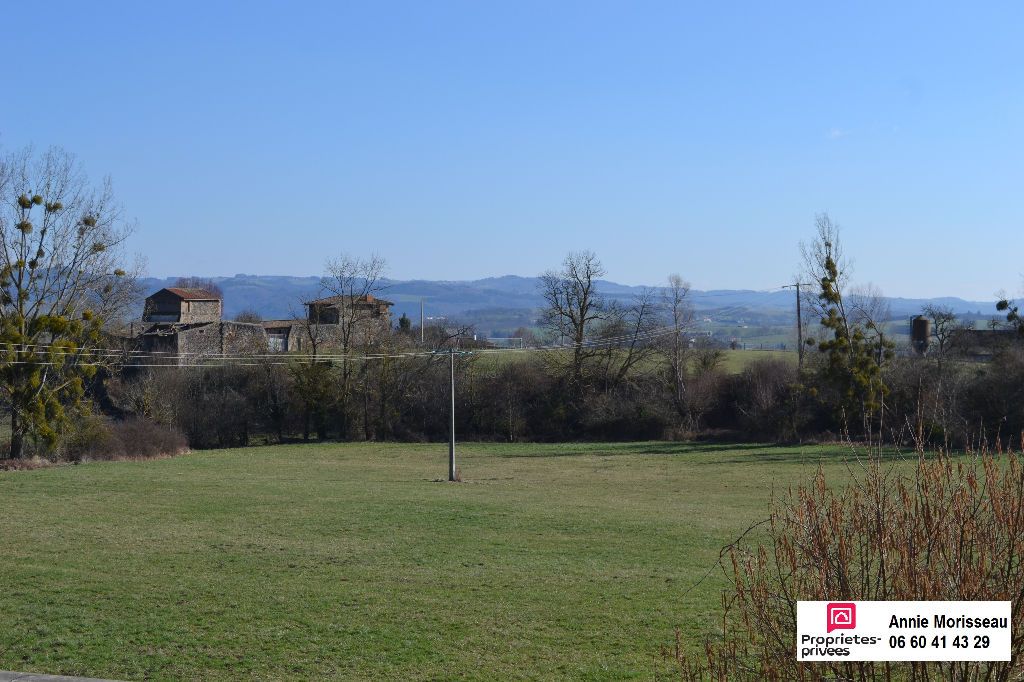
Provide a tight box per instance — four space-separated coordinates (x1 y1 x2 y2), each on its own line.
0 324 685 365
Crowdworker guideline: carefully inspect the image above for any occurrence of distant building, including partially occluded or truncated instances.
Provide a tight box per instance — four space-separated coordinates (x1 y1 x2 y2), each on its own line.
143 288 223 324
262 320 295 353
305 294 393 326
262 294 394 352
949 328 1018 360
136 288 267 364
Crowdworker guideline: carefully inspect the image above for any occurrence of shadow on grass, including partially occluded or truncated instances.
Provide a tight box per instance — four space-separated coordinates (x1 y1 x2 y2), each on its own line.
487 440 917 465
491 441 780 459
698 447 919 466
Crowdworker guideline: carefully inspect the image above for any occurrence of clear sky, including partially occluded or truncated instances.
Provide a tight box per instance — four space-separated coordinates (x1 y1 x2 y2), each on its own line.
3 1 1021 300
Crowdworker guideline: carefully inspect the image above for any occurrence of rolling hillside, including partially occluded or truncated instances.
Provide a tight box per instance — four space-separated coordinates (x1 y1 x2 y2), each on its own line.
137 274 998 338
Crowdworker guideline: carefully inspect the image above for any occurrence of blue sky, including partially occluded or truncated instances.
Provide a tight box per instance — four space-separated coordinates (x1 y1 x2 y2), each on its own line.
3 1 1021 300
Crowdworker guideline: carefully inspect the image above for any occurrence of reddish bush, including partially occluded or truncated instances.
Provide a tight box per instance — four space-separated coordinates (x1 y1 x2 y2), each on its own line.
111 417 189 459
668 448 1024 680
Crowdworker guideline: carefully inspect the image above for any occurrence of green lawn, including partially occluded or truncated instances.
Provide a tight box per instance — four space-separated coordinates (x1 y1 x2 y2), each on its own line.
1 441 882 680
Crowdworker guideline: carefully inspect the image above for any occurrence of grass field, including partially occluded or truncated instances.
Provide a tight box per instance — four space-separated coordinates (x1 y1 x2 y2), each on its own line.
470 348 797 376
2 441 876 680
718 348 796 373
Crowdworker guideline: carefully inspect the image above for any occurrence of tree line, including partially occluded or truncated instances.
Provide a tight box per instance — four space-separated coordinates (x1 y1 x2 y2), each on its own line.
2 147 1023 460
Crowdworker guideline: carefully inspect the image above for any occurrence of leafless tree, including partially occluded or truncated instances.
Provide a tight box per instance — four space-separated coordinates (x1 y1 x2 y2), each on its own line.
594 288 660 391
920 304 967 443
539 250 605 389
173 276 222 298
321 253 388 352
320 253 388 437
659 273 694 425
849 282 891 365
233 308 262 323
922 304 962 360
799 212 852 330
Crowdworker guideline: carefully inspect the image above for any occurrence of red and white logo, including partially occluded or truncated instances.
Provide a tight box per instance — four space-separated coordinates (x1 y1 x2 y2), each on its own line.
826 602 856 633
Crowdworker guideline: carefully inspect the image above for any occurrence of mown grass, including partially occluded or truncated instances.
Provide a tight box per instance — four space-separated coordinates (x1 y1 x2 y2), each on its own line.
1 441 891 680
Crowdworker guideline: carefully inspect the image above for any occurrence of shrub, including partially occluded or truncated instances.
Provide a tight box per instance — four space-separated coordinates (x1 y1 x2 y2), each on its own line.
668 448 1024 680
62 412 126 461
60 414 187 462
722 358 802 439
112 417 188 458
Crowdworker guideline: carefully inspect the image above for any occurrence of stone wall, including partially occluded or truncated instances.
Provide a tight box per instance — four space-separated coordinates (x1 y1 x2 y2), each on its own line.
143 291 222 324
277 320 390 353
139 321 268 365
179 300 222 324
177 322 267 360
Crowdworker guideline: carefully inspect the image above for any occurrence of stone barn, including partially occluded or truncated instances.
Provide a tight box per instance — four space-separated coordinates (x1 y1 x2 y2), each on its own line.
137 288 268 364
262 294 394 352
143 287 223 323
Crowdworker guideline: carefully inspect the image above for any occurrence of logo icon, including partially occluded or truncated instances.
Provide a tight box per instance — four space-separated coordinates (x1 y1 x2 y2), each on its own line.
826 602 856 633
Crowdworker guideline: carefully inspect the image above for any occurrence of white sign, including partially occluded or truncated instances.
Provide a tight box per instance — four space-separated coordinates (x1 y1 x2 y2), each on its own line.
796 601 1011 661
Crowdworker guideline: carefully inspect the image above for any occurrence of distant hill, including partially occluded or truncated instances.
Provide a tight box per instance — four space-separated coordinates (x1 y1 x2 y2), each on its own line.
137 274 999 337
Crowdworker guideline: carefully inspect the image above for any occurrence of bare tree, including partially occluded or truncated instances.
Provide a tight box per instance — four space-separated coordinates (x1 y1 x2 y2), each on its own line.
539 250 605 389
594 288 660 391
920 304 967 444
321 253 388 352
173 276 222 298
320 253 388 437
233 308 262 323
922 304 962 359
660 273 694 425
848 282 892 366
0 147 137 458
800 212 852 328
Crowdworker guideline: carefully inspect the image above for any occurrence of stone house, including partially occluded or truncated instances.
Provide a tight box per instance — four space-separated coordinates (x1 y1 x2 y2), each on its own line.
137 288 268 365
306 294 393 325
143 287 223 323
263 294 394 352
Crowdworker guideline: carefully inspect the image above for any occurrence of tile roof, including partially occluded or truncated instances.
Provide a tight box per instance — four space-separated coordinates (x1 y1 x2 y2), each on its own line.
306 294 394 306
161 287 222 301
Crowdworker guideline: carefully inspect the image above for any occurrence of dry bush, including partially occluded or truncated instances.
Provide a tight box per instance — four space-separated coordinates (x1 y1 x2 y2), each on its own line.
0 456 53 471
668 447 1024 681
726 358 805 440
111 417 188 458
61 414 187 462
61 412 126 461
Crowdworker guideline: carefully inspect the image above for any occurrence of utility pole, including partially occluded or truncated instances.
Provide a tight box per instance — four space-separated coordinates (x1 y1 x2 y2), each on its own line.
449 346 456 481
420 298 425 344
783 282 813 371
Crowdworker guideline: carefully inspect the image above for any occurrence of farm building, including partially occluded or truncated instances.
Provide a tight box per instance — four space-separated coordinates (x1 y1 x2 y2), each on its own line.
949 328 1019 360
143 287 223 323
262 294 394 352
306 294 393 325
262 320 295 352
137 288 268 364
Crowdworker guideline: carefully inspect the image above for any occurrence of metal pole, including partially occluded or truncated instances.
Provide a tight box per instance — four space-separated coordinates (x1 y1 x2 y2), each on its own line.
784 282 812 371
449 346 456 481
420 298 425 344
795 283 804 371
